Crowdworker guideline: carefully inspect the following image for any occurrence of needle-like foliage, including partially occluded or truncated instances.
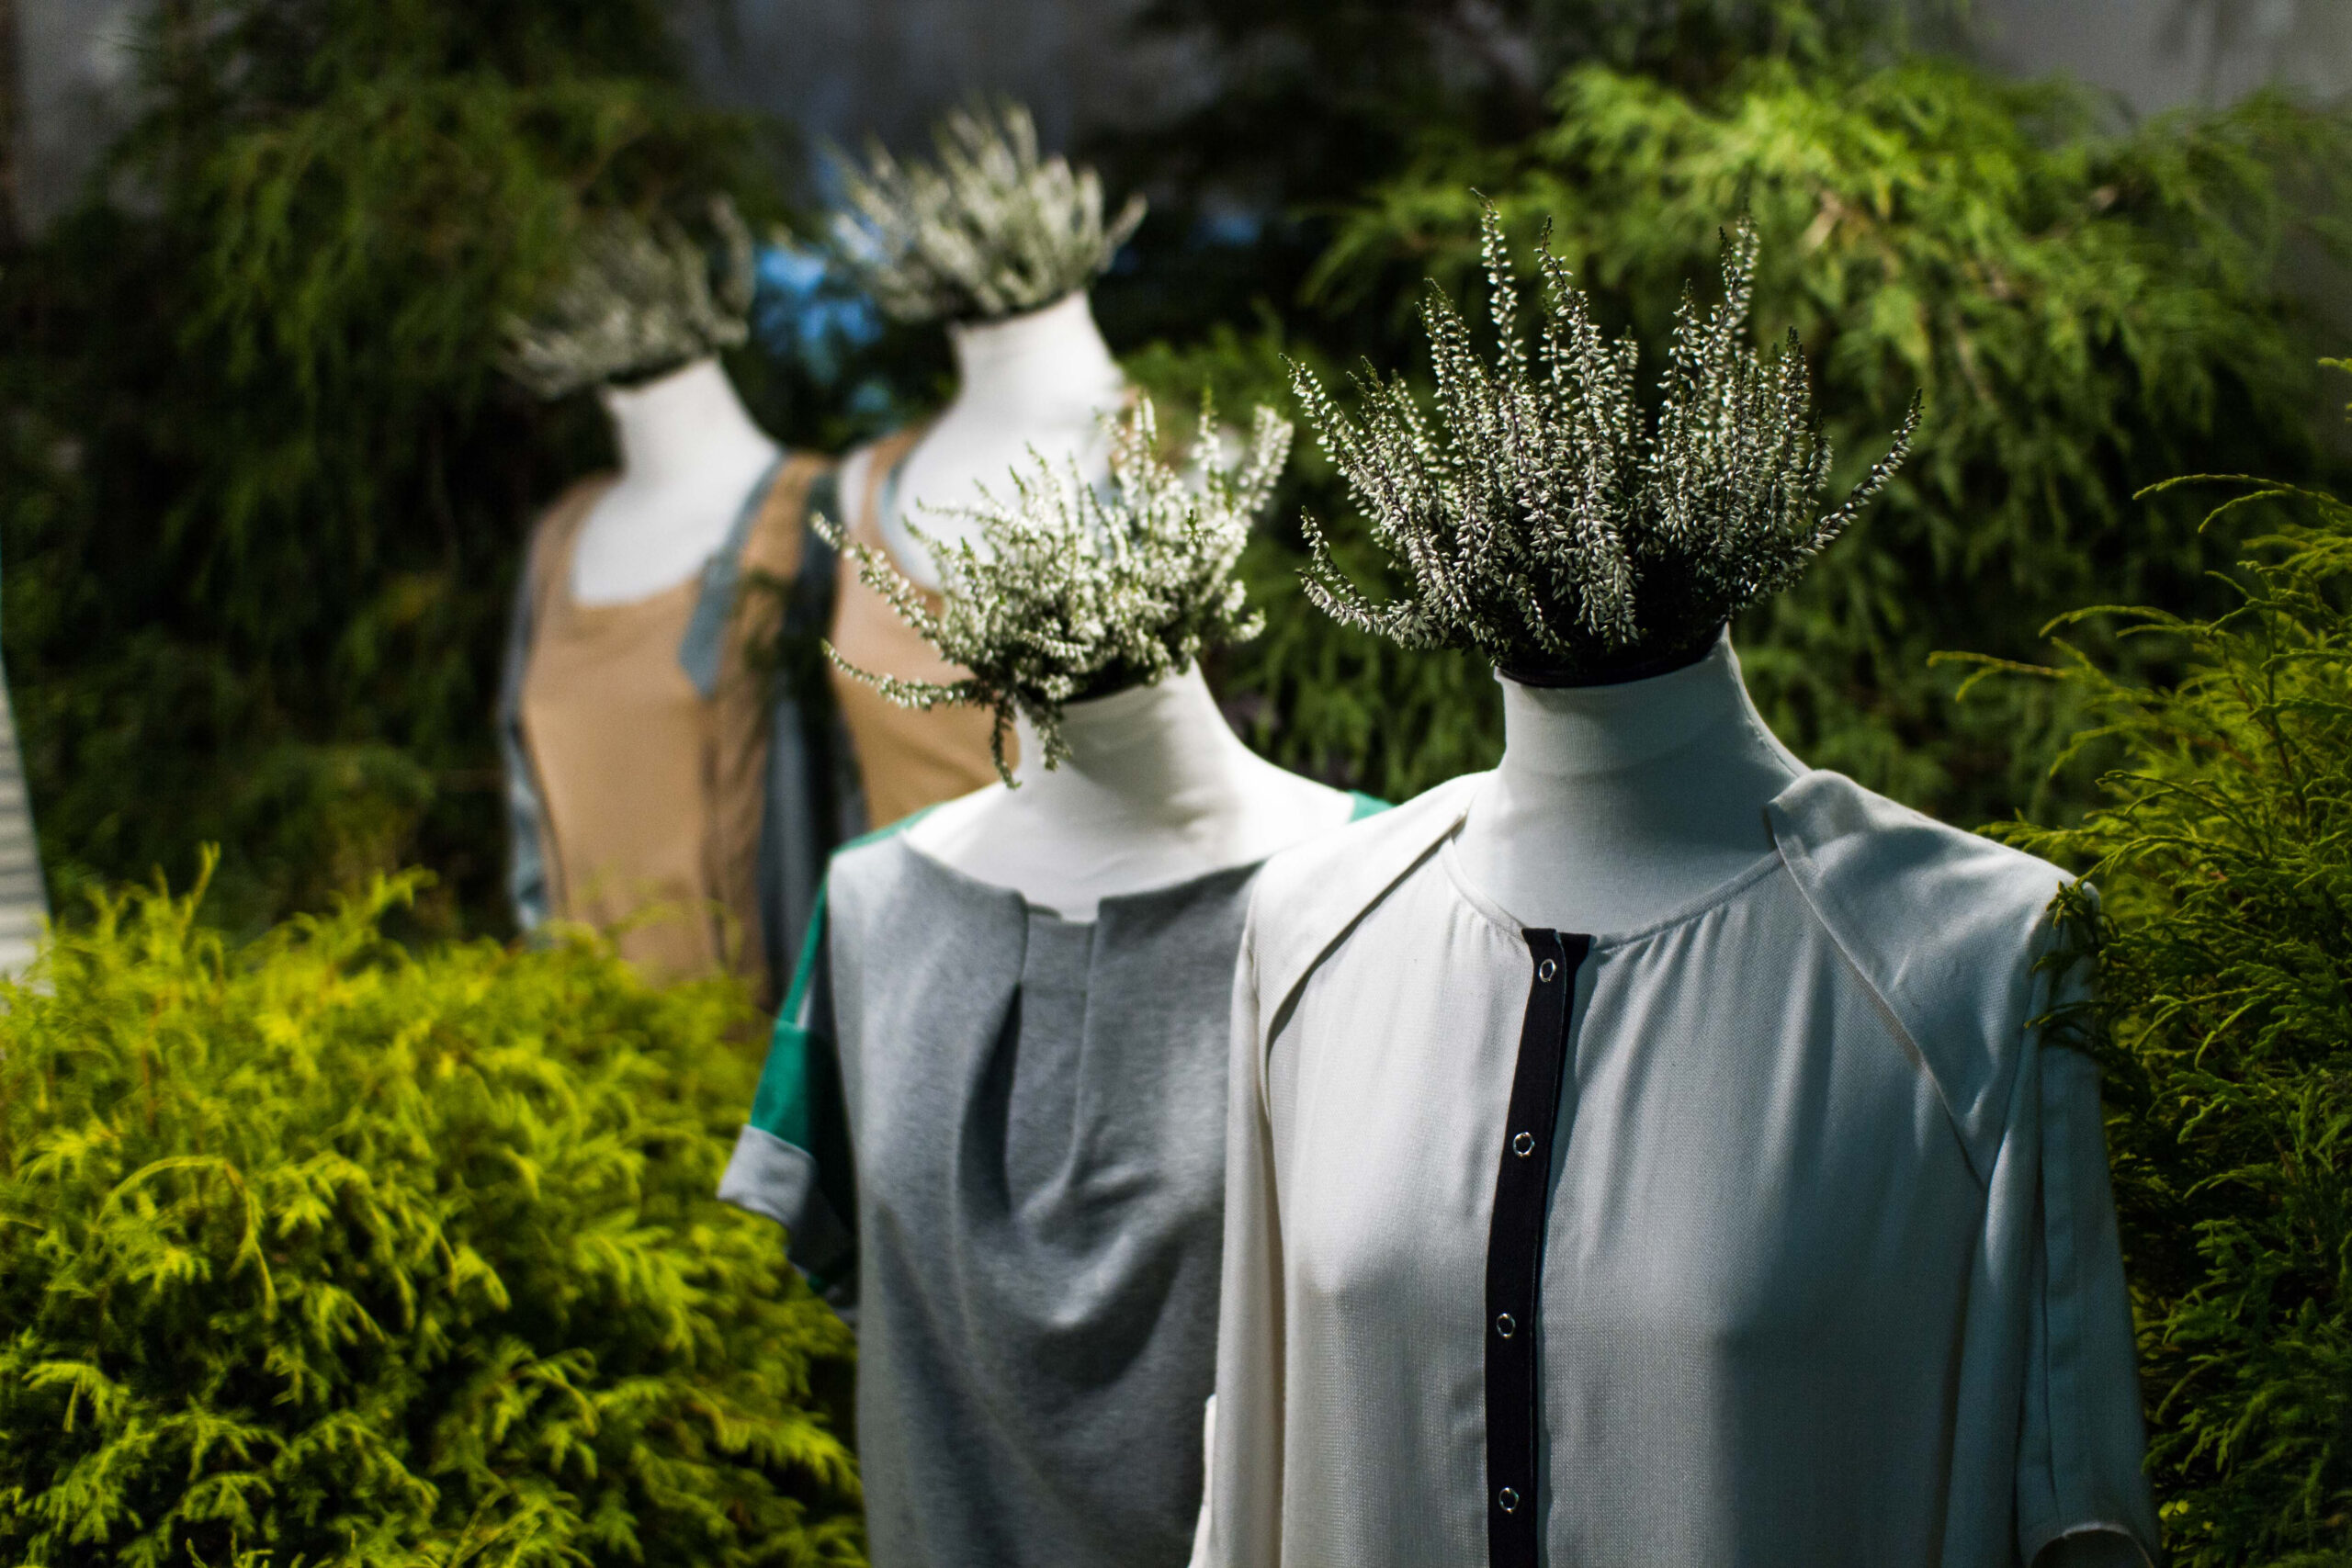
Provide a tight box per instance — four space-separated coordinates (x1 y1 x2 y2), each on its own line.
0 869 863 1566
503 197 756 400
826 100 1147 326
821 396 1289 782
1292 204 1918 681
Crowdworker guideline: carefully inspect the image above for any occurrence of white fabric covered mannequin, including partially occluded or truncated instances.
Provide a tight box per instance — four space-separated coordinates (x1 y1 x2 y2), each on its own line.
908 664 1357 920
1454 630 1803 934
571 355 781 605
863 289 1127 593
1445 627 2149 1568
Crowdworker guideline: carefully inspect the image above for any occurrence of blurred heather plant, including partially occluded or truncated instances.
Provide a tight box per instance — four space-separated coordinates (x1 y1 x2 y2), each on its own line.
820 396 1289 780
503 197 757 400
826 100 1146 326
1292 207 1917 681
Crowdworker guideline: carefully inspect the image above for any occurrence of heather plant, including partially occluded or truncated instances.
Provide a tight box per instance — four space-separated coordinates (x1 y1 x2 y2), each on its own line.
1969 457 2352 1562
0 871 863 1566
503 197 758 400
1291 207 1916 680
826 100 1147 326
821 396 1289 780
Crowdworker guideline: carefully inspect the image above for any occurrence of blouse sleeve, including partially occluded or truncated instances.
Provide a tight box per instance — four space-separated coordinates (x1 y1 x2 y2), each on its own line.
2014 948 2161 1567
719 882 859 1307
1206 913 1287 1567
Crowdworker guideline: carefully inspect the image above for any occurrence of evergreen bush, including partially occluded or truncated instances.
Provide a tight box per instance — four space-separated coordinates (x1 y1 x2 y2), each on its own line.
0 871 861 1566
1977 451 2352 1562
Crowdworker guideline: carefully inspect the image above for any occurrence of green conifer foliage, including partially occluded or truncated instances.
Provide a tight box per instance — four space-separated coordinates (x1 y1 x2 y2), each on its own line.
1976 462 2352 1562
0 873 862 1566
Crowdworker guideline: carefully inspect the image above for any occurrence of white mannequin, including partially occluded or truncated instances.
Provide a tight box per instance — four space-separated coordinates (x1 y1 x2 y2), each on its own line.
908 664 1356 920
1453 630 1804 934
857 289 1127 592
1452 628 2147 1568
571 356 782 605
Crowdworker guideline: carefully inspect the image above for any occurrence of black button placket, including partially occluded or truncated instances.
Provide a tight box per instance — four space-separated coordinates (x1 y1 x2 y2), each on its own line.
1485 929 1589 1568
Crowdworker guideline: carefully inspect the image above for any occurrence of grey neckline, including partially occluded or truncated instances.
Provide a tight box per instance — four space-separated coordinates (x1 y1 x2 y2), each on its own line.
887 832 1265 929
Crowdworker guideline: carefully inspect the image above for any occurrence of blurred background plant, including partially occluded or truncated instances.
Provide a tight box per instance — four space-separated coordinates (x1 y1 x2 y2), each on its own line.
0 0 784 938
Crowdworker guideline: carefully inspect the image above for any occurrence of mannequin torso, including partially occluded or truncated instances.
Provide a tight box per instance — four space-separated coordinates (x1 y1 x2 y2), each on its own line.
907 665 1355 920
572 356 782 605
1453 633 1805 935
867 289 1127 592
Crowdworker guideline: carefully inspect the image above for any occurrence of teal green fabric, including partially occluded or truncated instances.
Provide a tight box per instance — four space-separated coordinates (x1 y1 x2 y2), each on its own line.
750 807 937 1148
1348 791 1389 821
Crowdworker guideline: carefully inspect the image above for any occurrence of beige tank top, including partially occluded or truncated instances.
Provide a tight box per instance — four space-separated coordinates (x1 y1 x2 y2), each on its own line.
517 455 826 995
827 426 1006 827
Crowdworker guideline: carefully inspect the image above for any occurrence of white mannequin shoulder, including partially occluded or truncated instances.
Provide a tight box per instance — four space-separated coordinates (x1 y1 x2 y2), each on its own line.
906 666 1359 921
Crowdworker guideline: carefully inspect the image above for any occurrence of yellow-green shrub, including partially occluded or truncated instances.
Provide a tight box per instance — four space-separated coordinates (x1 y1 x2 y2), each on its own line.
0 872 861 1566
1982 463 2352 1562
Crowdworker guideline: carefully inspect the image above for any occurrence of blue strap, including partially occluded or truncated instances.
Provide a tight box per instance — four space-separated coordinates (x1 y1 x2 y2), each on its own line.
678 455 788 699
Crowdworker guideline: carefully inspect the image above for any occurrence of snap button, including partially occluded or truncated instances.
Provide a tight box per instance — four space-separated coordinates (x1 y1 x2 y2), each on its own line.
1538 958 1558 982
1495 1313 1515 1338
1512 1130 1534 1157
1498 1487 1520 1513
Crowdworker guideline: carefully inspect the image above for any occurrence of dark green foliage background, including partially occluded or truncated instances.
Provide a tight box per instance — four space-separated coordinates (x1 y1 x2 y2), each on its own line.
1986 473 2352 1562
0 872 862 1565
0 0 800 938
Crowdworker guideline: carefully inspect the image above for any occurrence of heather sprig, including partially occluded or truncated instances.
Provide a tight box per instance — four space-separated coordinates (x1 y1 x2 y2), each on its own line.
1294 204 1919 681
826 100 1145 325
503 197 755 400
821 396 1289 782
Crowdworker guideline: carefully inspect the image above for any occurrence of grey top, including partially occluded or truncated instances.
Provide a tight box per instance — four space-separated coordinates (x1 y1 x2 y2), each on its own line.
724 818 1342 1568
1209 771 2160 1568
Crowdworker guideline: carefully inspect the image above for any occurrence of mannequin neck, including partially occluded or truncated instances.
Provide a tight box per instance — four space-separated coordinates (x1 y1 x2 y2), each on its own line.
906 660 1355 919
1493 636 1782 783
944 290 1125 426
1458 633 1804 933
1010 664 1252 814
598 357 775 489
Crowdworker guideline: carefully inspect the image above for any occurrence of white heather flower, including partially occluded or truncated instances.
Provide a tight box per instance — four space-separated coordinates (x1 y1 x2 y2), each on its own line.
503 197 755 400
821 397 1290 782
1293 205 1920 681
827 100 1145 326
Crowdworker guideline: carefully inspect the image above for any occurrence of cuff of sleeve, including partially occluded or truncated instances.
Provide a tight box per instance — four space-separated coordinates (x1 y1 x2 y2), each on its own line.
718 1124 854 1283
2023 1522 2160 1568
